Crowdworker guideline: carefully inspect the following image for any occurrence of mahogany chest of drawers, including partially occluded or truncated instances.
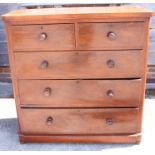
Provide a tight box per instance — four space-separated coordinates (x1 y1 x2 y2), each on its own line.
2 6 153 143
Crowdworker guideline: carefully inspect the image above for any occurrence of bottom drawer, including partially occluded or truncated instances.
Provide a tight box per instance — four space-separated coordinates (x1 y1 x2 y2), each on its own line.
20 108 139 135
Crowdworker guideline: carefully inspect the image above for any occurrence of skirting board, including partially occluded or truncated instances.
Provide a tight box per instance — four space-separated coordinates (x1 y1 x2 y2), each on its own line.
19 133 141 144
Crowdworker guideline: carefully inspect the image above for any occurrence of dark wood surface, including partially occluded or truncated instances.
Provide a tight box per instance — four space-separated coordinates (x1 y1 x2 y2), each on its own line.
19 134 141 143
78 22 145 50
14 50 144 79
19 79 142 107
11 24 75 51
2 6 153 143
20 108 139 134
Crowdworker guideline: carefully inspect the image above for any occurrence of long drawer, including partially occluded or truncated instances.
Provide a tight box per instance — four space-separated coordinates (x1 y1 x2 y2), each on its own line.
11 24 75 51
19 79 142 107
14 50 144 79
78 22 145 50
20 108 139 135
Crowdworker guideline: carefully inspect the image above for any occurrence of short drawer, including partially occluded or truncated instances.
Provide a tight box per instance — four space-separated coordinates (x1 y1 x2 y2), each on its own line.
14 50 144 79
11 24 75 51
20 108 139 134
78 22 145 50
19 79 142 107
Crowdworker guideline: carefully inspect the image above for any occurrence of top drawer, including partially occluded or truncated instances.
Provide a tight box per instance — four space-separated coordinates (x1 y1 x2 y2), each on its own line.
11 24 75 51
78 22 145 50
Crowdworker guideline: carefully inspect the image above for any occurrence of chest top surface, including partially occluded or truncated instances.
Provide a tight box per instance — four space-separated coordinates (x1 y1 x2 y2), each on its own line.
2 6 153 23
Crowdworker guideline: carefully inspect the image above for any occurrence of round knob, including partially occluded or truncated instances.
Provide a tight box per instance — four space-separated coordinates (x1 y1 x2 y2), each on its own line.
106 118 113 125
40 60 49 69
39 32 47 41
46 117 53 126
107 59 115 68
43 87 52 97
107 31 116 40
107 90 114 97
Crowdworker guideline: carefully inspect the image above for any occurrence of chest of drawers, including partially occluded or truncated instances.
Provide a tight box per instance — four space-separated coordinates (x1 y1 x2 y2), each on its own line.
2 6 153 143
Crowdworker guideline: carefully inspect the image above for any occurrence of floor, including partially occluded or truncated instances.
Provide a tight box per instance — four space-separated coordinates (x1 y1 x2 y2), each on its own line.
0 99 154 152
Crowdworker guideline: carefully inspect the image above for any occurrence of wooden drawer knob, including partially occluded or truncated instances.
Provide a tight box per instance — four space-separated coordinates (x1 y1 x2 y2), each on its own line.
107 90 114 97
46 116 53 126
106 118 113 125
107 59 115 68
40 60 49 69
43 87 52 97
107 31 116 40
39 32 47 41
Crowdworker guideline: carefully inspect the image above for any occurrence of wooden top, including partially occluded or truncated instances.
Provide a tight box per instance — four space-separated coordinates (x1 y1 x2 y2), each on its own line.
2 6 154 22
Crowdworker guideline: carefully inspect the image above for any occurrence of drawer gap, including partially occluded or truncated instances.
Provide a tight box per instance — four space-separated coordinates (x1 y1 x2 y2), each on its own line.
20 106 139 109
13 48 144 52
21 133 139 136
17 78 141 80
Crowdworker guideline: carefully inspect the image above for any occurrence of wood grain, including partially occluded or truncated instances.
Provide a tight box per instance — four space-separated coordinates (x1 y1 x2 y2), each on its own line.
19 134 141 143
11 24 75 51
19 79 142 108
2 6 153 23
2 6 153 143
20 108 139 134
78 22 145 50
14 50 144 79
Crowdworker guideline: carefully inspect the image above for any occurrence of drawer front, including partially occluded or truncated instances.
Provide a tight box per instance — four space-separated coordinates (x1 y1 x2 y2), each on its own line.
19 79 142 107
11 24 75 51
20 108 139 134
15 50 144 79
78 22 145 50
